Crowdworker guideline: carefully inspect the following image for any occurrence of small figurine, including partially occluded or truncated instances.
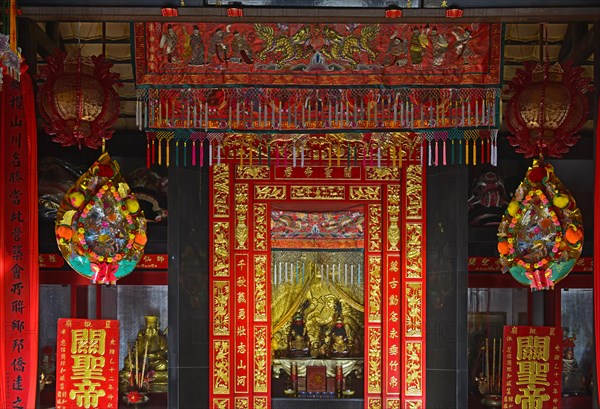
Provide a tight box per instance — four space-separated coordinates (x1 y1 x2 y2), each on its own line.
562 335 585 394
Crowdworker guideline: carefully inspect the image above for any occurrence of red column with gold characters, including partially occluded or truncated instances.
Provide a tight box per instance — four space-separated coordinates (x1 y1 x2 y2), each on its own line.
0 66 39 409
502 326 563 409
55 318 120 409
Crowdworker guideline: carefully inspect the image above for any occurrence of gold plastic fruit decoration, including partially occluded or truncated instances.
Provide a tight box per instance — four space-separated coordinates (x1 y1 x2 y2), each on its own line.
55 152 147 285
497 159 583 290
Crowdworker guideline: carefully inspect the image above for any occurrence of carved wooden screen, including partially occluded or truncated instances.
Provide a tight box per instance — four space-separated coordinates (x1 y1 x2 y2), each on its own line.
209 144 426 409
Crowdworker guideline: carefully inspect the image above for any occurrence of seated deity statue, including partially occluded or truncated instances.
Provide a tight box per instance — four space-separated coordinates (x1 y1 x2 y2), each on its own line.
288 301 311 357
119 315 168 393
329 300 349 357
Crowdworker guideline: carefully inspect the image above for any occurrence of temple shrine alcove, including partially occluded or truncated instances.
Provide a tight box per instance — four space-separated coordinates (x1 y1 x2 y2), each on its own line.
131 20 503 408
208 134 426 409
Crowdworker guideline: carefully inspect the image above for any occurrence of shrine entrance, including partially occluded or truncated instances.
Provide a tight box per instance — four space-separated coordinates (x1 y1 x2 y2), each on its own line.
209 134 426 409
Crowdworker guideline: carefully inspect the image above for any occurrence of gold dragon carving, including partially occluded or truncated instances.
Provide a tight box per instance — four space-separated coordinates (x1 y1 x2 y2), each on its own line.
387 185 401 251
213 222 230 277
405 223 423 279
213 281 230 336
367 327 382 393
406 165 423 220
254 255 268 322
253 326 268 392
236 165 269 180
406 283 422 337
405 341 423 396
213 340 230 394
368 256 382 322
350 185 381 201
235 184 249 250
255 185 286 200
366 167 400 180
213 164 230 218
368 204 382 252
253 203 267 251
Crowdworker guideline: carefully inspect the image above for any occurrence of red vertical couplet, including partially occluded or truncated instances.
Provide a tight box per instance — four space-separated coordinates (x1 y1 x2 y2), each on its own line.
0 68 39 409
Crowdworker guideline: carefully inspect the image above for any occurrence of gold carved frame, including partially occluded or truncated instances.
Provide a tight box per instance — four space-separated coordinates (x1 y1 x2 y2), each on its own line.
210 161 426 409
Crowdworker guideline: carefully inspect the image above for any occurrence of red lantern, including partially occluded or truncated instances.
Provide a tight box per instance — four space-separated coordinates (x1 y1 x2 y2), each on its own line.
445 8 463 18
385 8 402 18
161 8 178 17
227 3 244 17
505 61 592 158
37 49 121 149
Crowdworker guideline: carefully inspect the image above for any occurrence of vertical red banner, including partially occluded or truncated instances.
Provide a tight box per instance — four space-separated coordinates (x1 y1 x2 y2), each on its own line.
0 69 39 409
502 326 562 409
55 318 120 409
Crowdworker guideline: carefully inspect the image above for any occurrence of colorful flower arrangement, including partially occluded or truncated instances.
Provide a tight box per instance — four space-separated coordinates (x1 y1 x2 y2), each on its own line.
497 159 583 290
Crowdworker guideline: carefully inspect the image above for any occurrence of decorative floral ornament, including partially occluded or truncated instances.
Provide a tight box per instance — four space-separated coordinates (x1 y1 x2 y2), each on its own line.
497 159 583 290
55 153 147 285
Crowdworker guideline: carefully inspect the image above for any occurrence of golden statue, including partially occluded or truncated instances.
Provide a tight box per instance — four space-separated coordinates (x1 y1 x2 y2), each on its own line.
119 315 168 393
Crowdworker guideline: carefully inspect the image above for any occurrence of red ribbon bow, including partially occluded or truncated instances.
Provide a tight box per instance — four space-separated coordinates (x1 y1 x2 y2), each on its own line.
90 262 119 285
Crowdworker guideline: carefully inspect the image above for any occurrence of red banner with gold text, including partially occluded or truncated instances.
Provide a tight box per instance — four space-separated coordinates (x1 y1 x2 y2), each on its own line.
0 68 39 409
55 318 120 409
502 326 562 409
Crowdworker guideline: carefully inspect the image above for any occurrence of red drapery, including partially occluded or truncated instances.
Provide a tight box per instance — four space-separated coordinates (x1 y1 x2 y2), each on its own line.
0 65 39 409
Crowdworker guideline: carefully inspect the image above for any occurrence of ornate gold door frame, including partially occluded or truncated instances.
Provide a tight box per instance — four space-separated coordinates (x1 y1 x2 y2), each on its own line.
209 162 426 409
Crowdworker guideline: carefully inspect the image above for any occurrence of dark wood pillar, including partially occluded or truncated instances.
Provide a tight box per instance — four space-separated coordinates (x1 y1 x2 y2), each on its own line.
426 166 469 408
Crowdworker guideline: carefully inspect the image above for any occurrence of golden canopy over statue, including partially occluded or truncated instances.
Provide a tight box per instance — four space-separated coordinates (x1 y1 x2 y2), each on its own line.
271 252 364 359
119 315 168 393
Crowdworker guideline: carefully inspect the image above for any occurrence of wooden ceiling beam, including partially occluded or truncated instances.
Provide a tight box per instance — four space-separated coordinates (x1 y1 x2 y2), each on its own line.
20 6 600 23
558 23 589 62
559 23 597 66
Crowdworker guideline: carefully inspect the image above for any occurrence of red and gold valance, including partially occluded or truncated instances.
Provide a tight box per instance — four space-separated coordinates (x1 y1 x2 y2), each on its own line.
134 22 501 87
